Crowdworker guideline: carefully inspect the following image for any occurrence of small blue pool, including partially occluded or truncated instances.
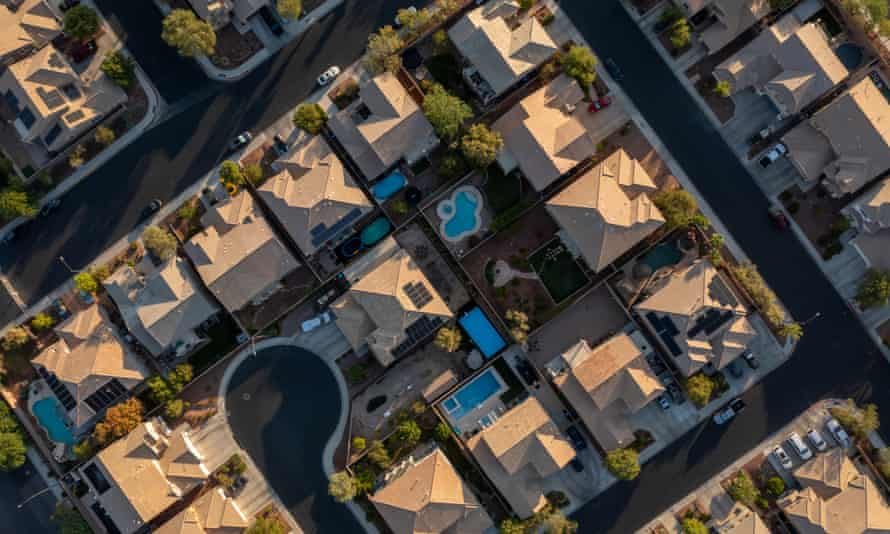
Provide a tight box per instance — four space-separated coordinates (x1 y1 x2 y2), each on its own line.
360 217 391 246
33 397 75 445
442 368 505 421
835 43 863 70
642 241 683 271
438 186 483 242
459 306 507 358
372 171 407 201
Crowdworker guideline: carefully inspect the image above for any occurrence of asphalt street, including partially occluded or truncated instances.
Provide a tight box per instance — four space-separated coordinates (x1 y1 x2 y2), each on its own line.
0 458 59 533
0 0 419 306
225 346 360 534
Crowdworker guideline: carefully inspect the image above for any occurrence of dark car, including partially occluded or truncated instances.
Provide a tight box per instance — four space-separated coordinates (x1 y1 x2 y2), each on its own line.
768 205 789 230
39 197 61 217
513 357 538 386
569 458 584 473
259 5 285 36
605 58 624 81
565 426 587 451
727 359 744 379
229 131 253 152
272 135 289 157
69 40 97 63
588 95 612 113
141 199 162 222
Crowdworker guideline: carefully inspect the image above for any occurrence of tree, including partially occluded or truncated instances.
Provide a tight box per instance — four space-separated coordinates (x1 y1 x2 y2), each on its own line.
167 364 193 393
713 79 731 98
219 160 244 188
766 475 785 496
142 226 178 261
432 29 449 55
732 262 784 328
292 103 327 134
328 471 357 502
653 190 697 229
162 9 216 57
164 399 188 420
681 518 708 534
499 519 526 534
0 189 36 219
362 26 403 74
147 376 174 404
1 327 29 351
438 153 467 181
93 398 144 446
51 503 91 534
30 312 55 332
63 5 99 41
560 46 597 88
0 432 26 471
352 437 366 451
422 84 472 142
277 0 302 19
367 440 392 469
685 373 715 408
432 0 460 22
505 309 530 344
727 471 759 507
864 0 888 24
435 326 462 352
461 124 503 169
605 448 640 480
669 18 691 49
94 126 116 147
245 163 263 185
246 516 286 534
68 145 86 168
101 51 136 89
779 321 803 342
396 419 422 447
857 269 890 309
73 272 97 294
397 6 433 38
542 510 578 534
830 399 880 439
73 439 94 460
434 422 452 441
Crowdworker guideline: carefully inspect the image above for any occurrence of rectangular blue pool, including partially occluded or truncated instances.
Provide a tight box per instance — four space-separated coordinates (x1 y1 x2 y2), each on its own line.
458 307 506 358
442 368 505 422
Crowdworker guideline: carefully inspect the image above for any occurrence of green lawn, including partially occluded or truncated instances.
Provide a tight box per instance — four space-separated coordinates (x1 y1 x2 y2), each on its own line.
528 239 590 303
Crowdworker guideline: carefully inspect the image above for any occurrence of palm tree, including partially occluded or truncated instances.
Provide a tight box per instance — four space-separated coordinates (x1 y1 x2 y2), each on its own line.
779 321 803 342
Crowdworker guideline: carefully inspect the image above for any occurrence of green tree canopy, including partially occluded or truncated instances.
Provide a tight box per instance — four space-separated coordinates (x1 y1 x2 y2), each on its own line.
142 226 178 261
277 0 302 19
727 471 760 507
685 373 715 408
93 398 144 446
1 326 29 351
653 189 698 229
830 399 880 439
328 471 357 502
857 269 890 309
63 5 100 41
147 376 174 405
292 103 328 134
434 326 462 352
367 440 392 469
461 123 503 169
434 422 452 441
162 9 216 57
396 419 422 447
101 51 136 89
94 126 116 146
362 26 403 74
779 321 803 342
422 84 472 142
713 79 731 97
167 364 193 392
542 510 578 534
0 189 37 220
681 518 708 534
605 448 640 480
0 432 26 471
766 475 785 496
164 399 188 421
560 46 597 88
669 18 691 49
397 6 433 38
246 516 286 534
73 271 98 294
51 503 91 534
30 312 55 331
219 160 244 187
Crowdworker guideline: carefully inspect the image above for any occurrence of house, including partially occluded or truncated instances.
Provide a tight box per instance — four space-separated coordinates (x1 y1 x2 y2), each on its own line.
448 0 558 102
331 242 453 367
184 192 300 313
369 446 494 534
782 76 890 197
32 304 148 431
674 0 771 54
104 256 220 358
545 148 664 272
711 501 771 534
845 179 890 271
327 72 438 181
714 13 847 118
549 330 664 450
79 417 211 534
465 396 575 518
0 45 127 152
635 259 756 377
257 135 373 257
155 487 248 534
493 74 596 191
0 0 60 65
187 0 234 29
779 448 890 534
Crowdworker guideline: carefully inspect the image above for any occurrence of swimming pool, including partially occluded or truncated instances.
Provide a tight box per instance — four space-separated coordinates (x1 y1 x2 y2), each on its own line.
641 241 683 271
372 171 406 201
360 217 391 246
33 397 75 445
458 306 506 358
442 368 506 422
438 186 483 242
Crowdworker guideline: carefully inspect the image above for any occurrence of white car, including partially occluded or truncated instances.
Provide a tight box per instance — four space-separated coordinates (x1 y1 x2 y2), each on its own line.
759 142 788 168
317 66 341 86
773 445 793 470
301 311 332 333
807 428 828 452
826 418 851 448
788 432 813 461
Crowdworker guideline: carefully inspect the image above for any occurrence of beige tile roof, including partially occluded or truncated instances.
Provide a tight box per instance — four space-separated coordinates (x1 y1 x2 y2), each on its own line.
700 0 771 53
715 16 847 115
712 501 772 534
327 72 437 180
546 149 663 272
104 257 219 357
493 75 595 191
634 259 755 377
155 487 248 534
780 449 890 534
466 396 574 518
257 136 372 256
850 179 890 233
332 247 452 366
89 418 210 533
0 0 59 59
783 77 890 195
370 447 494 534
184 192 299 312
448 0 557 96
33 305 148 427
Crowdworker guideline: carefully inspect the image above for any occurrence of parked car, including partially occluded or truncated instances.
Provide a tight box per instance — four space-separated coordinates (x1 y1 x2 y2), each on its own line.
806 428 828 452
657 394 671 410
301 311 332 333
727 359 744 379
742 349 760 370
514 357 538 386
140 199 162 222
569 457 584 473
826 417 851 448
605 58 624 81
588 95 612 113
272 135 289 157
229 131 253 152
39 198 61 217
747 126 771 146
53 298 70 319
759 142 787 168
773 445 794 469
768 205 789 230
788 432 813 460
259 5 285 36
713 398 745 425
565 426 587 451
79 289 94 305
317 65 341 86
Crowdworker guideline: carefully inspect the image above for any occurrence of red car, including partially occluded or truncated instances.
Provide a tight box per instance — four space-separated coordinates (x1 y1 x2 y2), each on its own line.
768 205 789 229
588 95 612 113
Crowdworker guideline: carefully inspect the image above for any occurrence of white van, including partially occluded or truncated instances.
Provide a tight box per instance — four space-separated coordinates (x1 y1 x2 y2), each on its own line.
788 432 813 461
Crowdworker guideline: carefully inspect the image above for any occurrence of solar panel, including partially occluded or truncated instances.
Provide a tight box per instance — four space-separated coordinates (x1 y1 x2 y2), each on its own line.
706 310 735 335
310 208 364 247
36 87 64 109
84 379 128 413
65 109 85 123
402 281 433 309
660 332 683 357
392 316 444 358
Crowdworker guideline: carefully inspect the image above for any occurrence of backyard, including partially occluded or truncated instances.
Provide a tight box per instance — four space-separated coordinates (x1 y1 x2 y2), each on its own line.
233 266 319 332
188 314 243 374
528 238 590 303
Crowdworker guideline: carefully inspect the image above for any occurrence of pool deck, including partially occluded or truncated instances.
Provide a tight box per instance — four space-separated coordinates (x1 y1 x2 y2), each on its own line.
440 368 508 436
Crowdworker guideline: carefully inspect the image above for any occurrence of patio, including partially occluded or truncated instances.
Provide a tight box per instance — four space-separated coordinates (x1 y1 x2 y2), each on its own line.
421 171 497 257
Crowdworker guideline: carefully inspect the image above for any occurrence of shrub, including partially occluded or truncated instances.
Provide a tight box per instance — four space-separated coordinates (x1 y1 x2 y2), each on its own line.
142 226 178 261
352 437 366 451
731 262 784 328
560 45 597 88
0 189 37 219
93 398 144 446
244 163 263 185
276 0 302 19
713 79 731 97
177 202 198 221
101 51 136 89
73 440 94 460
434 326 462 352
68 145 86 168
292 103 327 134
162 9 216 57
605 448 640 480
766 475 785 496
164 399 188 421
1 327 29 351
438 153 467 181
546 490 570 508
51 503 91 534
246 515 286 534
367 440 392 469
653 190 697 229
63 5 99 40
669 18 691 50
830 398 879 439
461 124 503 169
73 272 97 294
681 518 707 534
396 420 422 447
727 471 759 507
685 373 715 408
434 422 452 441
505 309 530 344
432 29 449 54
94 126 116 147
857 269 890 309
328 471 357 502
30 313 55 332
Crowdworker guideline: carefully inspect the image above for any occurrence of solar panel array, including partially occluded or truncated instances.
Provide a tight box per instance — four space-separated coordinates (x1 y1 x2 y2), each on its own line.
392 316 444 358
37 366 76 411
645 311 683 358
310 207 363 248
36 87 64 109
688 309 735 338
65 109 85 123
83 379 128 414
402 281 433 309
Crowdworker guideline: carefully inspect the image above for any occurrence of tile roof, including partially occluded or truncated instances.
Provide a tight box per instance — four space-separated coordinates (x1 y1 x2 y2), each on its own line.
0 0 59 59
711 501 772 534
155 487 248 534
546 149 663 272
850 179 890 233
699 0 771 54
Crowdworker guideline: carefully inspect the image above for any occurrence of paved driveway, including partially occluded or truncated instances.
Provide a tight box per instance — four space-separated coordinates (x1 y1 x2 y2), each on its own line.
225 345 361 534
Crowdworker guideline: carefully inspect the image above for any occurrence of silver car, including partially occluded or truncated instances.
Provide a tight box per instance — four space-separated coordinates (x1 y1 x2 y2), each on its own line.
773 445 793 469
